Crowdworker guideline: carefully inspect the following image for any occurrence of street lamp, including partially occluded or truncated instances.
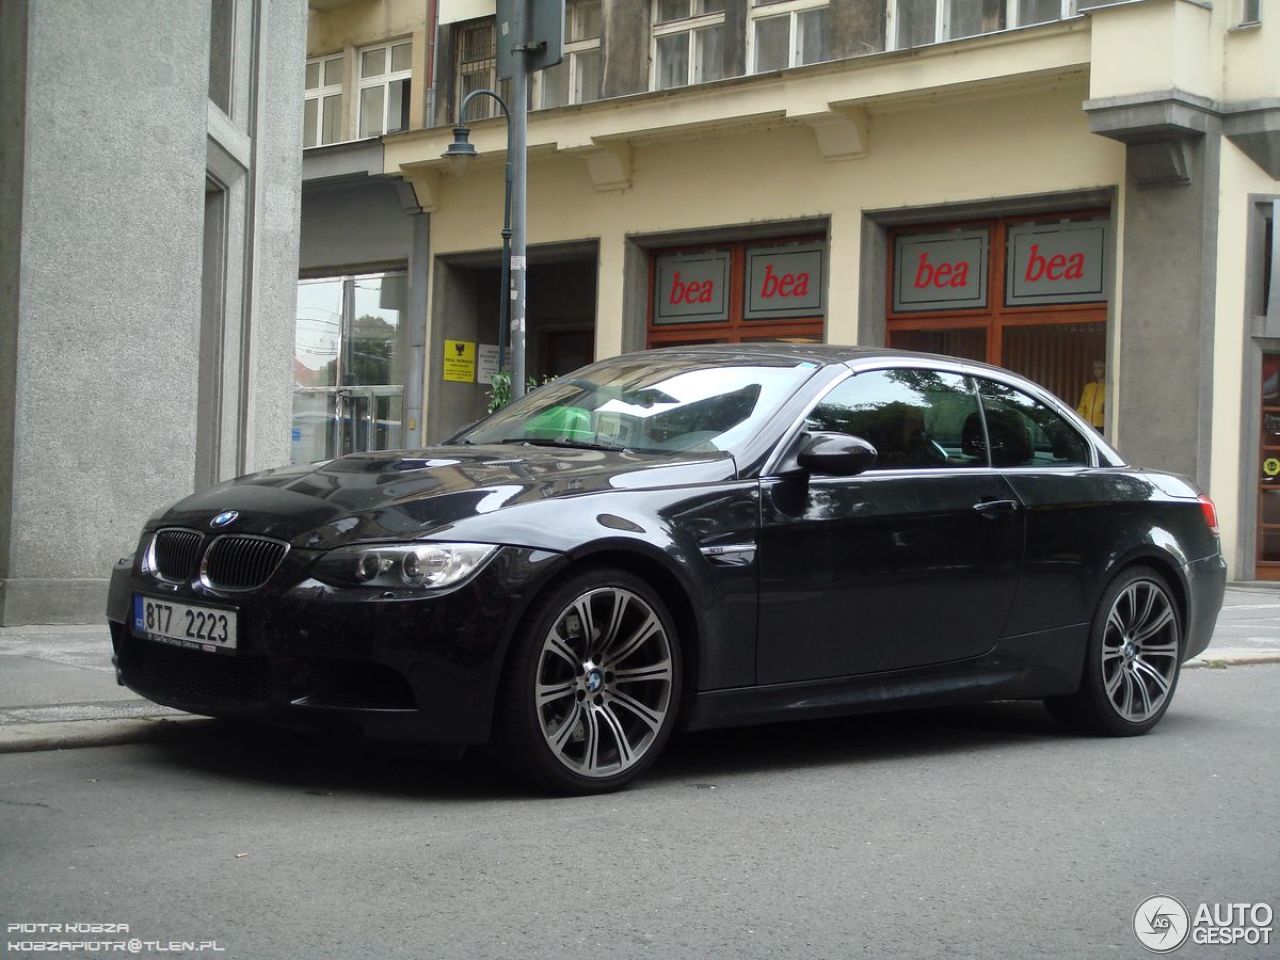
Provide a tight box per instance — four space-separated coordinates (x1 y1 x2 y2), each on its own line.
443 93 516 388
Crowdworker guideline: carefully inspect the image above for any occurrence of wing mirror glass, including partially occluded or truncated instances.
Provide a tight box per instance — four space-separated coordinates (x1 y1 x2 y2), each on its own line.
796 432 878 477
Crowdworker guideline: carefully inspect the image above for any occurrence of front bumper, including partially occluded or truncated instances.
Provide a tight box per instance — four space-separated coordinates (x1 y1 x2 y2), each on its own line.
107 544 568 744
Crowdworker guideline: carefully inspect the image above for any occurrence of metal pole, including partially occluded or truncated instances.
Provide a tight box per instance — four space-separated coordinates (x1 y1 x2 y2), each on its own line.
498 158 512 375
509 0 529 398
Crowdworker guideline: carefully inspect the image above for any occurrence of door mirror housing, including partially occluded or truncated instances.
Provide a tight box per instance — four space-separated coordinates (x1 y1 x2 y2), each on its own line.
796 432 878 476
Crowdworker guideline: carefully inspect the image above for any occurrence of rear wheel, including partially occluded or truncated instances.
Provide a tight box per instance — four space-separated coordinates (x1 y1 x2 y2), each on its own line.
499 568 681 794
1046 565 1183 736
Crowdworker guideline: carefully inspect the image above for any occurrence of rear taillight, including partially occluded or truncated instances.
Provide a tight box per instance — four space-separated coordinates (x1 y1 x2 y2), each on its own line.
1199 494 1219 535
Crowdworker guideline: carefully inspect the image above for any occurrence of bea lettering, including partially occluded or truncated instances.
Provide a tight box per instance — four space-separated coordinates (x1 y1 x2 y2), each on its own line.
1025 244 1085 282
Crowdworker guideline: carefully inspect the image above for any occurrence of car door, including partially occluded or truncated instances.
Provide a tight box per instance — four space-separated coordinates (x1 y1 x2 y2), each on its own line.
756 366 1025 684
969 375 1112 637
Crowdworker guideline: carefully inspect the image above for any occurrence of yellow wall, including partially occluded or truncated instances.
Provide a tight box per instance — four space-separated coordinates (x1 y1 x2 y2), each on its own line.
1089 0 1223 102
413 79 1124 419
307 0 429 139
1211 139 1280 575
1225 0 1280 103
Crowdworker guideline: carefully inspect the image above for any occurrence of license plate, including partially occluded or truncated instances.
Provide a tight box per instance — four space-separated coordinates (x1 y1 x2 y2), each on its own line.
133 595 237 654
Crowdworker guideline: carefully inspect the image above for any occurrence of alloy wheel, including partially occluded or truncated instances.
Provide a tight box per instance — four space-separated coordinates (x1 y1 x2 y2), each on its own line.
535 586 674 779
1100 578 1180 723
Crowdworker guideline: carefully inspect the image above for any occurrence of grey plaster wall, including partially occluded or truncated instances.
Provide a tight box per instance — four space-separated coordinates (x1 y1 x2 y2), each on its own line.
249 0 306 474
4 0 211 624
1115 135 1219 486
0 0 30 604
0 0 305 624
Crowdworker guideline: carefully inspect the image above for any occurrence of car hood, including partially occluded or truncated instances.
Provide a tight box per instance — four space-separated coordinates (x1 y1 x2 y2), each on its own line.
151 445 738 549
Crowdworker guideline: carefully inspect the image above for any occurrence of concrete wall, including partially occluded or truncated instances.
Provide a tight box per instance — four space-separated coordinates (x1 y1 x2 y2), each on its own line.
0 0 30 610
0 0 304 624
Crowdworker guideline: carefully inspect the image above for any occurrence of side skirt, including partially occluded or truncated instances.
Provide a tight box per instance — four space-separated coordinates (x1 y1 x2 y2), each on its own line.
683 623 1087 732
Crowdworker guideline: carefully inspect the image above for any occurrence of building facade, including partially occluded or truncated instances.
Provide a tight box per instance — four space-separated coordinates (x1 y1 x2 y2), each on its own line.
0 0 306 624
302 0 1277 580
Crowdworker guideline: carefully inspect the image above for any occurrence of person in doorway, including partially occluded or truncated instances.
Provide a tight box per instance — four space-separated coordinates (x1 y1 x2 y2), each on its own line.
1077 359 1106 434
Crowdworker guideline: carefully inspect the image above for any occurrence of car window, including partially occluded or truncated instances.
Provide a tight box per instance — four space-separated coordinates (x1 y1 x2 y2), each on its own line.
974 378 1090 468
805 368 987 470
458 356 817 456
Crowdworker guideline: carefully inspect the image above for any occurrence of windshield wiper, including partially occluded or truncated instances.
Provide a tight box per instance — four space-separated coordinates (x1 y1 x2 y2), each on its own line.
497 437 631 453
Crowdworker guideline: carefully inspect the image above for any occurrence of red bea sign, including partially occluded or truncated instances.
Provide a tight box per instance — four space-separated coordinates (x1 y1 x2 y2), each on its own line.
668 271 716 305
1006 221 1107 305
653 252 730 324
893 231 988 312
745 245 824 319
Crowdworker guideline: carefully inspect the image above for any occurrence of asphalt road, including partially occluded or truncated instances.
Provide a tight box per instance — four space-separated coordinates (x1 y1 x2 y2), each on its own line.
2 665 1276 960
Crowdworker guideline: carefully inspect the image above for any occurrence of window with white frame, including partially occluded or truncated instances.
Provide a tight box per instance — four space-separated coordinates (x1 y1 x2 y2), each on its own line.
890 0 1072 49
304 54 344 148
749 0 831 73
652 0 726 91
358 39 412 138
541 0 603 108
1241 0 1261 25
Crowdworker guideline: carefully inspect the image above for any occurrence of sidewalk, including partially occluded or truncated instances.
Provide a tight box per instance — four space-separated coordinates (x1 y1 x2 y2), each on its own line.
2 585 1278 755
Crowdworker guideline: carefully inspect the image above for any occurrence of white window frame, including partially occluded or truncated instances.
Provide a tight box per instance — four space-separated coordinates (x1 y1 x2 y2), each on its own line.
885 0 1074 51
537 0 603 108
650 1 727 91
1240 0 1262 25
356 38 413 138
304 53 345 148
746 0 830 73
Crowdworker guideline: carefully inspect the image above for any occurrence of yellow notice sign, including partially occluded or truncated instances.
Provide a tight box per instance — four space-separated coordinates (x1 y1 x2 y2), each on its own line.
1264 457 1280 478
443 340 477 383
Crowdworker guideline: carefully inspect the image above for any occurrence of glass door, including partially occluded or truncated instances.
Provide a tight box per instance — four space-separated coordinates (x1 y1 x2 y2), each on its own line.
292 272 407 464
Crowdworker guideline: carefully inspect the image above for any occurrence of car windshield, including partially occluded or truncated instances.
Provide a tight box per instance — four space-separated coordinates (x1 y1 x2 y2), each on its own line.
457 354 818 456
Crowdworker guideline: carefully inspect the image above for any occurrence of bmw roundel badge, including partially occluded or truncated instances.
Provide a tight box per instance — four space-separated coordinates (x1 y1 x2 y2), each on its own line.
211 510 239 529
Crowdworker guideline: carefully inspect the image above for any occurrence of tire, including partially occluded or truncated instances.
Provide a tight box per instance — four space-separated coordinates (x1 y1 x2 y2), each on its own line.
498 567 682 794
1046 565 1183 736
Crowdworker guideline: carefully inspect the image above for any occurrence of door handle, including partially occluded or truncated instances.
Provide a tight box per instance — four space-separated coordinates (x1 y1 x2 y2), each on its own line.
973 498 1019 517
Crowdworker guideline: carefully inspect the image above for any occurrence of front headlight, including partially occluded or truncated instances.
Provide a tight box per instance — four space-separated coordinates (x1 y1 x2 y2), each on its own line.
312 542 497 590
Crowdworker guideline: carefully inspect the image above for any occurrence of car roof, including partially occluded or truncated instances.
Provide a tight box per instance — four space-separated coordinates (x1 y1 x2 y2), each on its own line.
630 342 993 374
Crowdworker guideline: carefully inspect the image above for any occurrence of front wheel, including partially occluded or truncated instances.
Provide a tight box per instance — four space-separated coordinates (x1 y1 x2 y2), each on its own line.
498 568 682 794
1046 565 1183 736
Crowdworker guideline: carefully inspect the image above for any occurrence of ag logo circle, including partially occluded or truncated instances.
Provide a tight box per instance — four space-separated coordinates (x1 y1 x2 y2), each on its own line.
1133 895 1190 953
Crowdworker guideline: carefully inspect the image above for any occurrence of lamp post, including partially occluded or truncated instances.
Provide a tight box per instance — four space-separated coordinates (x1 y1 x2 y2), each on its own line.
442 82 530 399
442 92 513 385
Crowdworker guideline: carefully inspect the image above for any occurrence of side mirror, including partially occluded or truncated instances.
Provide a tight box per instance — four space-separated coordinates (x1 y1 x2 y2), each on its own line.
796 432 878 476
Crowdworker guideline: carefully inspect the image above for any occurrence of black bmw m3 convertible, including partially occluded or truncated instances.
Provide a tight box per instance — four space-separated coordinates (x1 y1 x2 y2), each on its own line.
108 345 1226 793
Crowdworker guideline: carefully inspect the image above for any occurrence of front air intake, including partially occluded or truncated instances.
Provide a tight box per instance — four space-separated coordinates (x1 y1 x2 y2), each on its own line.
200 535 289 591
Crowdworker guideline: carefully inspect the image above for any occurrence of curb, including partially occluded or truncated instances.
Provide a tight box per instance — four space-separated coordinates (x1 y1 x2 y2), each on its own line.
0 715 212 754
1184 654 1280 670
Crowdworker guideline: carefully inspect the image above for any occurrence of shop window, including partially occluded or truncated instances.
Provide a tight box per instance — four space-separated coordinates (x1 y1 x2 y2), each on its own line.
358 40 412 138
648 237 825 346
653 0 726 90
540 0 603 108
749 0 831 72
887 214 1109 410
304 54 344 148
1252 199 1277 328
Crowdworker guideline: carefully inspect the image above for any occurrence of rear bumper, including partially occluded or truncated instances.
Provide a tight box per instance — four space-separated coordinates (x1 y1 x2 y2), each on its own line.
1182 552 1227 661
107 546 568 745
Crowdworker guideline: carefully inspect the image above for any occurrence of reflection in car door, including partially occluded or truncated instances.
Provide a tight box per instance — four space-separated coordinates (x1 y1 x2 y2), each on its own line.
755 368 1026 684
